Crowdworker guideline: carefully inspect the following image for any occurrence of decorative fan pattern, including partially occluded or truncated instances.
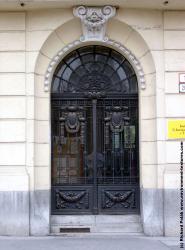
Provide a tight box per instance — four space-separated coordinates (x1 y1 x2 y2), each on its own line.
51 45 138 95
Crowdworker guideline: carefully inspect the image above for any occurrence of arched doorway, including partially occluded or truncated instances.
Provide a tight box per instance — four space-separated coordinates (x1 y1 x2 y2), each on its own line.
51 45 139 215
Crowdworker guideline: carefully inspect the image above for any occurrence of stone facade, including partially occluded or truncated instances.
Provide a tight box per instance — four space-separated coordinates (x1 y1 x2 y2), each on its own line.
0 5 184 236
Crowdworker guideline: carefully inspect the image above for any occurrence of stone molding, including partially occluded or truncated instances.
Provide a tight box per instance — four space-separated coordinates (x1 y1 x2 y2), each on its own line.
44 39 146 92
73 6 116 41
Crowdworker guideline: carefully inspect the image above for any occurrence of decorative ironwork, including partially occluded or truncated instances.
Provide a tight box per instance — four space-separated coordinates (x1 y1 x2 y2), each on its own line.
59 106 86 145
84 91 106 99
52 45 138 95
51 45 139 215
104 106 130 145
104 190 133 208
44 40 146 92
56 190 89 209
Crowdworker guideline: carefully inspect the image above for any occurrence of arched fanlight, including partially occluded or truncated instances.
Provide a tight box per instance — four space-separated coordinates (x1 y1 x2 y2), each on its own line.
51 45 138 95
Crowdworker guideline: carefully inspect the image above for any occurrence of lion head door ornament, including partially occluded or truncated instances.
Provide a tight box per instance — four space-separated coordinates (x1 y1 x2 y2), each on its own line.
59 106 86 145
104 106 130 146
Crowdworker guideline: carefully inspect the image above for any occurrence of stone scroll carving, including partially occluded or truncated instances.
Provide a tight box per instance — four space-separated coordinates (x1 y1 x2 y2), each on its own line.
73 6 116 41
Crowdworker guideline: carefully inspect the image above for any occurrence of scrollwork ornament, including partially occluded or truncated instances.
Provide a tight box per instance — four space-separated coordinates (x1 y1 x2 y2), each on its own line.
73 6 116 41
77 6 87 16
102 6 112 15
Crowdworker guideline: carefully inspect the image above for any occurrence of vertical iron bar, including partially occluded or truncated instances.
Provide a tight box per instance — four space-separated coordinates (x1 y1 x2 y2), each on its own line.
120 130 124 183
84 109 87 185
92 98 98 214
103 104 106 184
128 100 131 185
59 109 62 185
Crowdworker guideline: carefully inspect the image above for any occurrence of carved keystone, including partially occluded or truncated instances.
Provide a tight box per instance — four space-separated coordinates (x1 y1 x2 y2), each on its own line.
73 6 116 41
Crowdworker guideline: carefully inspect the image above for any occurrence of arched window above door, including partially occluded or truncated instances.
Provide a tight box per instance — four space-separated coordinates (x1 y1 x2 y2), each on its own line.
51 45 138 95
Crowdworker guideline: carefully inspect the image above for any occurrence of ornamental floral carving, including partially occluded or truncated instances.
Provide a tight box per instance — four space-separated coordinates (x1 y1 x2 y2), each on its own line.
73 6 116 41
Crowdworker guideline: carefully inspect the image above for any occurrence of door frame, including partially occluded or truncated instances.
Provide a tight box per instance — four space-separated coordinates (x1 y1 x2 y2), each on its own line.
32 30 161 235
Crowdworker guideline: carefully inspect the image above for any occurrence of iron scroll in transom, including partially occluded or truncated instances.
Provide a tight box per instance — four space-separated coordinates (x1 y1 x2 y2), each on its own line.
51 45 139 215
51 45 138 96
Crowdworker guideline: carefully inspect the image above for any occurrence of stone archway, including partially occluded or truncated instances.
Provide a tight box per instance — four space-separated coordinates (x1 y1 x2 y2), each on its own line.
30 13 162 236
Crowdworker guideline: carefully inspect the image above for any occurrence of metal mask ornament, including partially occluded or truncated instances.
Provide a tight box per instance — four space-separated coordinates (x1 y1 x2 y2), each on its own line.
65 112 80 133
104 106 130 145
59 106 86 145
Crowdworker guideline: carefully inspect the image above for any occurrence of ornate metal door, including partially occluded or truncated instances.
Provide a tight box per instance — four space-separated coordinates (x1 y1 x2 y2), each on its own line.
51 46 139 214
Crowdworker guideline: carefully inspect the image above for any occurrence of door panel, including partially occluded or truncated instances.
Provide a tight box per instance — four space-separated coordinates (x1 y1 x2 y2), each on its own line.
51 186 93 214
51 98 139 214
98 186 139 214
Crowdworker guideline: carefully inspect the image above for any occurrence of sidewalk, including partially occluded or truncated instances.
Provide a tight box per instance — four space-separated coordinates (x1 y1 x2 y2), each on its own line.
0 235 180 250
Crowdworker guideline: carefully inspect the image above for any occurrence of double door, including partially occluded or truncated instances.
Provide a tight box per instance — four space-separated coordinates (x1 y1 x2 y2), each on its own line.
51 96 139 214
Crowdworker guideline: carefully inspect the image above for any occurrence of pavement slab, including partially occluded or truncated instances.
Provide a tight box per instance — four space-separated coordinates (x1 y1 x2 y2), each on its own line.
0 235 180 250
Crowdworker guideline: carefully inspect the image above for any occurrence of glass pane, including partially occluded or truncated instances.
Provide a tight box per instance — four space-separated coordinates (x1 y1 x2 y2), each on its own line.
78 46 94 55
56 63 66 77
107 58 120 71
111 50 124 63
95 45 109 55
69 58 81 70
117 67 127 80
120 79 129 93
82 53 94 63
62 67 73 81
124 126 136 148
122 60 135 77
52 78 60 93
95 54 107 63
64 50 78 64
129 75 138 93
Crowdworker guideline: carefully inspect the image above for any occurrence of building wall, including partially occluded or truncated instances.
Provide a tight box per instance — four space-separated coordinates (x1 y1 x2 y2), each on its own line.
0 8 184 236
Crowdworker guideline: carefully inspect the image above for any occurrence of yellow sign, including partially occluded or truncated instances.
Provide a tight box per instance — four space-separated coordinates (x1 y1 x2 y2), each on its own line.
168 120 185 139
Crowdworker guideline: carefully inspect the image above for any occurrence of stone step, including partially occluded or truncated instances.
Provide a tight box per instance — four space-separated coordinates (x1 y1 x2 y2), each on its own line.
50 232 144 236
51 215 141 225
51 223 143 234
91 223 143 233
51 215 143 234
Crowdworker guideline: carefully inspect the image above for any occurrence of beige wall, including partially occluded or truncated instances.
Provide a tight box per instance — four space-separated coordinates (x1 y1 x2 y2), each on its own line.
0 12 26 180
0 8 184 236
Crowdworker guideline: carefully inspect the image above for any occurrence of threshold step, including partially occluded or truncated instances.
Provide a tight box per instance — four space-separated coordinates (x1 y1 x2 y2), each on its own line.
50 215 143 234
51 215 141 225
51 223 143 234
